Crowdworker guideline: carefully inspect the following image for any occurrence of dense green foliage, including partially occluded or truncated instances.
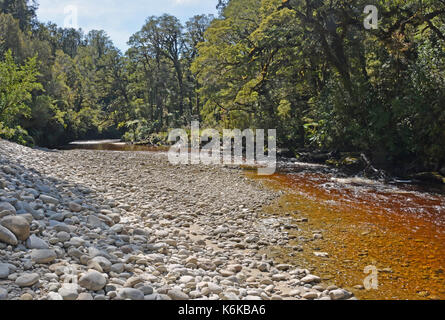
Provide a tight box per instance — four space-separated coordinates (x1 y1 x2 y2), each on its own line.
0 1 125 146
0 50 41 145
195 0 445 171
1 0 444 173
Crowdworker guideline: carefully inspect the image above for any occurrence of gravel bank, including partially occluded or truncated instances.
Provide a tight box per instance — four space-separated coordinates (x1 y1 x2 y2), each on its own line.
0 139 354 300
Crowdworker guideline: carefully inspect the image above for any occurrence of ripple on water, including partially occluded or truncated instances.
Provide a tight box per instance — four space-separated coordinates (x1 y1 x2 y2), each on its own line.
246 170 445 300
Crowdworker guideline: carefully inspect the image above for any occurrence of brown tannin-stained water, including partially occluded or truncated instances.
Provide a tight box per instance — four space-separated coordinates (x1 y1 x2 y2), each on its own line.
246 169 445 300
64 141 444 300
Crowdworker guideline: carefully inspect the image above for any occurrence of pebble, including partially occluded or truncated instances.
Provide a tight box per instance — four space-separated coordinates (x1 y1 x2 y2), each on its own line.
276 264 291 271
0 215 30 240
330 289 347 300
179 275 195 284
302 292 319 299
68 202 82 212
0 263 10 279
300 275 321 284
77 293 94 300
26 234 49 249
58 284 79 300
0 203 16 217
138 285 154 295
90 256 112 272
167 289 189 300
313 252 329 257
79 271 107 291
20 293 33 300
271 274 287 281
118 288 144 300
40 195 59 205
31 249 57 264
207 283 223 294
110 263 124 273
0 288 8 300
47 292 63 300
0 224 18 245
258 262 269 272
15 273 40 287
56 231 70 242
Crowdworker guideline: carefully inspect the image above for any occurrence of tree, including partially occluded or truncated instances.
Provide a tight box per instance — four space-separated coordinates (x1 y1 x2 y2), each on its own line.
0 0 37 31
184 15 214 119
157 15 185 118
0 12 26 61
193 0 445 171
0 50 42 144
127 15 188 130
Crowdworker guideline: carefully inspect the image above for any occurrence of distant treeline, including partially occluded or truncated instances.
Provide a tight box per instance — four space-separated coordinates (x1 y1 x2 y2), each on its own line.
1 0 444 173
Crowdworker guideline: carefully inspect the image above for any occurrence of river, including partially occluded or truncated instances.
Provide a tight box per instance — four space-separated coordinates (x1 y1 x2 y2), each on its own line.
63 140 445 300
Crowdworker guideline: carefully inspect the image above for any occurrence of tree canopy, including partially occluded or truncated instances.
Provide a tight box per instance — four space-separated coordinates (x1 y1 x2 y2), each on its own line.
1 0 444 173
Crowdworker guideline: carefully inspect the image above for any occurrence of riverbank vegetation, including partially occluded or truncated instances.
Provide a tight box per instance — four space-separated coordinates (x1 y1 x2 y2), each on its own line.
1 0 445 174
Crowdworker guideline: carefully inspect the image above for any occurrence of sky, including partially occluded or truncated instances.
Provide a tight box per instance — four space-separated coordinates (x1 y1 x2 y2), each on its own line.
36 0 218 52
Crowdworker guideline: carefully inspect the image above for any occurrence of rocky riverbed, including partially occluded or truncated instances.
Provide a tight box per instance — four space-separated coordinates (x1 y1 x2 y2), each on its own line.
0 139 354 300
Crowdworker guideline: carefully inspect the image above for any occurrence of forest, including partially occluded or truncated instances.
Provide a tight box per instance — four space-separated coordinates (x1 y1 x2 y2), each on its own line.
1 0 445 174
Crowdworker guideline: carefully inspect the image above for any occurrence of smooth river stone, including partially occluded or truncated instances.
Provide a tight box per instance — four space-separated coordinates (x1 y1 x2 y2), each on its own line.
330 289 347 300
167 289 189 300
15 273 40 287
68 202 82 212
118 288 144 300
26 234 49 249
0 202 16 215
31 249 57 264
0 224 18 245
39 194 59 204
0 263 10 279
0 216 30 240
79 271 107 291
300 274 321 284
58 283 79 300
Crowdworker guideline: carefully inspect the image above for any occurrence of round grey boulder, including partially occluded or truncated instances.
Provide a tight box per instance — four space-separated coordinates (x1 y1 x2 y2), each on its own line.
31 249 57 264
79 271 107 291
58 283 79 300
0 263 10 279
0 215 30 241
77 293 94 300
15 273 40 287
68 202 82 212
0 202 16 216
39 195 59 205
0 225 18 245
47 292 63 300
26 234 49 249
118 288 144 300
90 256 112 273
167 289 189 300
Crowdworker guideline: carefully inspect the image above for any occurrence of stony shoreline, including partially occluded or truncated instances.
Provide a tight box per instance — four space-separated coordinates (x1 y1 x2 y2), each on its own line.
0 139 354 300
